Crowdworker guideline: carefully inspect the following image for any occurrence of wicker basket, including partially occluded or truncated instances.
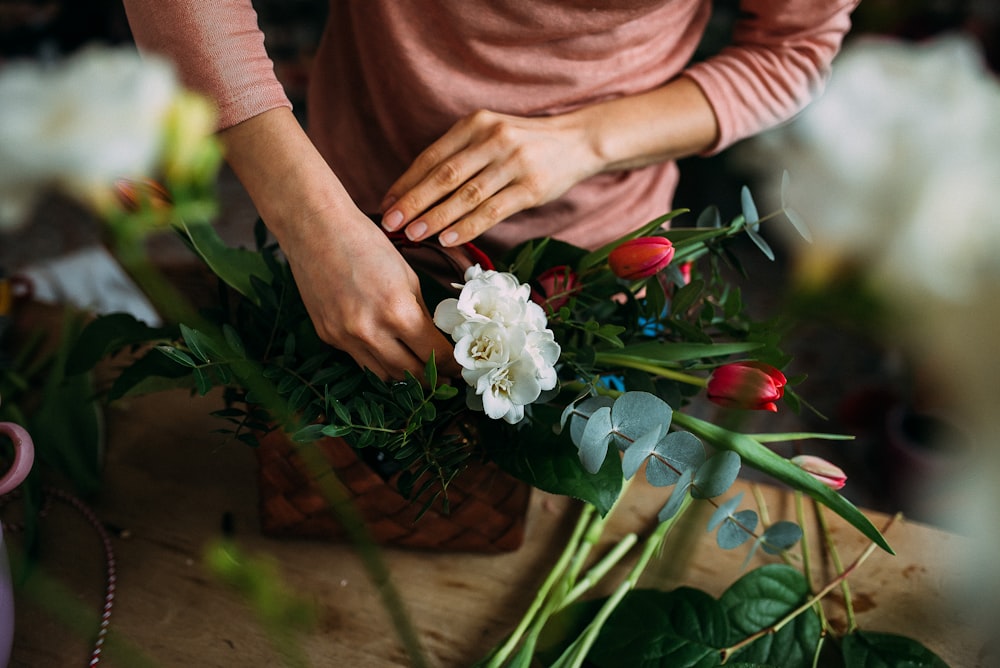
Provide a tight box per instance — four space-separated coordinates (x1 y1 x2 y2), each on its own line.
255 428 531 552
254 231 531 552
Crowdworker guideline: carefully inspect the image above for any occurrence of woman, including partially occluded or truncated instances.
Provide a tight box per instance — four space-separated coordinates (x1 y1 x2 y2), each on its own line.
123 0 856 380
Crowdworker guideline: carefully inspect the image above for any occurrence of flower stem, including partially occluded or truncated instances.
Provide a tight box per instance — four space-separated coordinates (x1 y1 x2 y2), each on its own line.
592 353 708 387
555 493 695 668
482 503 596 668
815 498 857 632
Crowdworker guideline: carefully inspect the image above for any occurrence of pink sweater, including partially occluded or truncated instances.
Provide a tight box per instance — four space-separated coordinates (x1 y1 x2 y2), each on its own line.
124 0 854 253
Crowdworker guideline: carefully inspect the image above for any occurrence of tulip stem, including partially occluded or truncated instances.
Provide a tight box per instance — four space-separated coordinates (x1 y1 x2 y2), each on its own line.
592 353 708 387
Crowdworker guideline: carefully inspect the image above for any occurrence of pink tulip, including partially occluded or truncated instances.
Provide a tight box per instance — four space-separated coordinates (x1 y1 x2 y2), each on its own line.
791 454 847 490
531 265 581 311
608 237 675 280
706 361 787 412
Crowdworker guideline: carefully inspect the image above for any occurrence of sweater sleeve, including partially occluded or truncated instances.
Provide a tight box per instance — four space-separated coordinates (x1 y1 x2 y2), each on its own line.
122 0 291 130
683 0 856 155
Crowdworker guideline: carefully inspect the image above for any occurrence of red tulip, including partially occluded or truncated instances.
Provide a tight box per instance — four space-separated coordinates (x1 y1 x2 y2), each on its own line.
791 455 847 490
608 237 675 280
531 265 581 311
706 361 787 412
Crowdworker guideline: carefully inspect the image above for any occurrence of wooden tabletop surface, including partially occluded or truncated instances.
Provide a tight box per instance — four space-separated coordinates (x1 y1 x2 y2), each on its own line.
8 388 987 667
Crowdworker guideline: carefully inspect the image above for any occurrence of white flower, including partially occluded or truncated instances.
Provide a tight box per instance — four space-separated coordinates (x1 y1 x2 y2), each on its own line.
0 46 179 228
434 264 562 424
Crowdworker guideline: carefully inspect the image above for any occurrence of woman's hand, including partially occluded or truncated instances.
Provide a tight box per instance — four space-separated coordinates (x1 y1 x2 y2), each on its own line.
380 78 721 246
220 107 460 381
279 205 460 381
379 109 602 246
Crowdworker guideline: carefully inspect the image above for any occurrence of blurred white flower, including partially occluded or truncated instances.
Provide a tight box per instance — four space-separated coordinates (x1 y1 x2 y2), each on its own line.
745 34 1000 302
0 46 179 228
434 264 561 424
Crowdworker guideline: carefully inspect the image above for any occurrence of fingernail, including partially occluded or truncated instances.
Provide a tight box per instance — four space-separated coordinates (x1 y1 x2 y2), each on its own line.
405 221 427 240
440 230 459 246
382 209 403 231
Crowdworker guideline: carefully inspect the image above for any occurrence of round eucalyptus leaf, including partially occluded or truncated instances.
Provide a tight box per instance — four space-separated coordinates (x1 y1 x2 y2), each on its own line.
569 395 614 446
717 509 758 550
654 431 706 474
707 492 744 532
658 468 693 522
579 405 614 474
761 521 803 555
610 391 673 445
741 185 760 226
622 424 664 480
692 450 742 499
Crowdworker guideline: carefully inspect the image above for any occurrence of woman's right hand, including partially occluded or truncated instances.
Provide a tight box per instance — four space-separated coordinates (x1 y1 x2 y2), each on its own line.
279 204 459 380
220 107 459 380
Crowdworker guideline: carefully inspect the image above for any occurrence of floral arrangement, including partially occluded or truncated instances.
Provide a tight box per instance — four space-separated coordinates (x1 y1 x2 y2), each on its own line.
3 46 954 667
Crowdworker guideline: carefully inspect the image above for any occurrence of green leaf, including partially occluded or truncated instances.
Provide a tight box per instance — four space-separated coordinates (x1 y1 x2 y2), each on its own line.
488 404 621 516
760 521 802 554
587 588 731 668
646 431 705 487
692 450 741 499
291 424 326 443
155 345 198 368
716 509 758 550
611 391 673 447
222 324 247 357
66 312 176 375
598 341 763 366
841 631 949 668
672 412 894 554
740 186 759 227
720 564 822 666
579 406 614 474
174 217 273 303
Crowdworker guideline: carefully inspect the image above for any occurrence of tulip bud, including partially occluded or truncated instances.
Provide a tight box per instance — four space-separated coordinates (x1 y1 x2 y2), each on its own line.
531 265 580 311
791 454 847 490
113 177 173 213
608 237 675 280
706 361 787 412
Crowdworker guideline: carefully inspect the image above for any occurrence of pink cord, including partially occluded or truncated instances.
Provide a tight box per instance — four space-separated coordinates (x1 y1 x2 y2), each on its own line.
2 486 116 666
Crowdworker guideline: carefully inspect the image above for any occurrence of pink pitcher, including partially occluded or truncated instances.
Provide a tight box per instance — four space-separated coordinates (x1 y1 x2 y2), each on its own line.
0 421 34 667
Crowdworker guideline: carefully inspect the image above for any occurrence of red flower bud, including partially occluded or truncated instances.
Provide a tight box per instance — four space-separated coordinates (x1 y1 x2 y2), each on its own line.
791 455 847 490
706 361 787 412
114 177 172 213
608 236 675 280
531 265 581 311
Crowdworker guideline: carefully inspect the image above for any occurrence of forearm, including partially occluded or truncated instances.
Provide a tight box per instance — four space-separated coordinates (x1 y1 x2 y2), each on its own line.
573 76 720 174
218 107 358 247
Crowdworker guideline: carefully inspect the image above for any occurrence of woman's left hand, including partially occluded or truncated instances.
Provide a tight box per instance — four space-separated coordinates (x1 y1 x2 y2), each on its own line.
379 109 601 246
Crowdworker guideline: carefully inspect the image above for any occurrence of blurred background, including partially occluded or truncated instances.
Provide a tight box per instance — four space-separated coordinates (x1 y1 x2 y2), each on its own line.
1 0 998 529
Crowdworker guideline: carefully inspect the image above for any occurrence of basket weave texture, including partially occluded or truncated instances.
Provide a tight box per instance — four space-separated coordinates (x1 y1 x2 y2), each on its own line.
256 428 532 552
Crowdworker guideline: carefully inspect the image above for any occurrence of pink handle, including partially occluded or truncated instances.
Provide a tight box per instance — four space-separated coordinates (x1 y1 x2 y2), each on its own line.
0 422 34 495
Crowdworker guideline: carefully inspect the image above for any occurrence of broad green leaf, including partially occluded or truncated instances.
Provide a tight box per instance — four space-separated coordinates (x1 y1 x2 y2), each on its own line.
841 631 948 668
155 345 198 368
488 404 621 515
721 564 821 667
672 412 894 554
588 588 730 668
66 312 176 375
174 217 273 302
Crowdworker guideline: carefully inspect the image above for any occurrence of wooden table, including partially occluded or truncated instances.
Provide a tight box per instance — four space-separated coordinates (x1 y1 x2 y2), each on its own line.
8 389 987 667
